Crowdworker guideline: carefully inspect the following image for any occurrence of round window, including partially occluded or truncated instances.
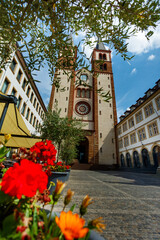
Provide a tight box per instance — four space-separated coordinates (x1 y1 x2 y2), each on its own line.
75 101 91 115
80 74 88 81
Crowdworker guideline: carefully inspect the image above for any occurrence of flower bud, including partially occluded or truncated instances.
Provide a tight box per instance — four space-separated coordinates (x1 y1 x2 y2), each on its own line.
52 180 66 202
80 195 93 216
88 217 106 232
64 189 74 206
4 134 11 143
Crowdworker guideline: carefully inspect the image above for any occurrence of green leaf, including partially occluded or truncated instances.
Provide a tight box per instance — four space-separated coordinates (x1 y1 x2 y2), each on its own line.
70 204 76 212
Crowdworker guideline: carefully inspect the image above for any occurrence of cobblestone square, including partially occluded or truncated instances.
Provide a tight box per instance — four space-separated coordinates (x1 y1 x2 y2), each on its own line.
46 170 160 240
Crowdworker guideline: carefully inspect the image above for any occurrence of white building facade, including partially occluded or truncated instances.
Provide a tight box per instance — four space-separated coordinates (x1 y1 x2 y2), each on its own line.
116 80 160 172
0 50 46 136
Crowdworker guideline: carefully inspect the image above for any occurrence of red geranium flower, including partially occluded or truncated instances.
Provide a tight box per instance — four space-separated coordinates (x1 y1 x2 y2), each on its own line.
1 159 48 199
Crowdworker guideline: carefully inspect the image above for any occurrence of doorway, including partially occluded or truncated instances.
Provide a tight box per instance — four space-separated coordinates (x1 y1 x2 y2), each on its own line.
77 138 89 163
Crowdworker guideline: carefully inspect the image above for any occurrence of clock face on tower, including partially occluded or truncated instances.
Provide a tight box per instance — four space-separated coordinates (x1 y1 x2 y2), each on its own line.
75 101 91 115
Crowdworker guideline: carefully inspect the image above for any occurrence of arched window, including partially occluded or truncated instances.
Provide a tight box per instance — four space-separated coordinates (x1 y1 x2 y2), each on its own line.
126 153 132 168
99 53 102 59
76 89 81 98
86 90 90 98
133 151 141 168
120 154 125 167
141 149 150 167
152 146 160 168
104 64 107 70
103 54 106 60
81 89 85 98
100 64 103 70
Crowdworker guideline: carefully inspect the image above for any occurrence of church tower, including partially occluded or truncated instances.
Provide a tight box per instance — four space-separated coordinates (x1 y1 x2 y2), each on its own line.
49 38 118 166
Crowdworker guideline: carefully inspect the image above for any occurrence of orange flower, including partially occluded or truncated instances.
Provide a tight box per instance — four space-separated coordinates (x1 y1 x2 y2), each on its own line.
80 195 93 216
55 211 89 240
89 217 106 232
64 189 74 206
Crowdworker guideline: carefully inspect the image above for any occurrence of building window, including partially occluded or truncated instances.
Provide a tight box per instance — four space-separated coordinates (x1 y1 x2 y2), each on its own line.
33 98 36 107
99 100 101 104
39 107 41 115
86 90 90 98
110 103 112 107
10 58 17 73
144 102 154 117
65 108 67 112
119 139 123 148
21 102 26 116
22 78 27 90
33 116 36 127
66 97 68 101
113 153 115 159
81 89 85 98
103 54 106 60
99 111 101 115
148 121 159 137
108 85 110 88
80 74 88 81
77 89 81 98
100 147 102 153
11 88 17 96
67 87 69 90
99 53 102 59
124 136 129 147
118 127 122 135
130 132 136 144
16 69 22 82
135 110 143 123
123 122 128 132
30 92 34 103
138 127 146 141
26 108 30 120
110 115 112 119
155 96 160 110
99 81 100 85
29 113 33 124
26 86 31 97
128 117 134 128
1 78 10 94
104 64 107 70
56 88 58 93
112 138 114 143
36 103 39 111
100 133 102 138
17 96 22 110
36 120 39 130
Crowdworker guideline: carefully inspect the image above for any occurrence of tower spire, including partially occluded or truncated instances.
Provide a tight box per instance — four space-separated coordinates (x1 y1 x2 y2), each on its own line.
96 37 106 50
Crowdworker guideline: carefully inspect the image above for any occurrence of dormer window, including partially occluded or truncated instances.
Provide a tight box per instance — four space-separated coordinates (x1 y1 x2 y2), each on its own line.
80 74 88 81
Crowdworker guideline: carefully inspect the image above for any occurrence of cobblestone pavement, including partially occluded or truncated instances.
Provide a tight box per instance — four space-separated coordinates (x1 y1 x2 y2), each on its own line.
46 170 160 240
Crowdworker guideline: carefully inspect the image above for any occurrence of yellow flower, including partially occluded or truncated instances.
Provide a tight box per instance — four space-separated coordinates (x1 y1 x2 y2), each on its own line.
55 211 89 240
89 217 106 232
64 189 74 206
80 195 93 216
4 134 11 142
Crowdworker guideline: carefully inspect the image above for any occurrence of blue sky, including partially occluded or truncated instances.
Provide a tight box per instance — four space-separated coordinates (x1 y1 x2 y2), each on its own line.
35 24 160 121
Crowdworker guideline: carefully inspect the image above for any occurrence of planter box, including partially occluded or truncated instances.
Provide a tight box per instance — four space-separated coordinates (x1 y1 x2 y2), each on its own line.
47 171 70 193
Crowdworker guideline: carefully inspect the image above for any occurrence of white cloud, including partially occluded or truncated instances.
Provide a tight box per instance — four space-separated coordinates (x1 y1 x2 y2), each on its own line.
117 107 125 122
127 23 160 54
148 54 155 61
131 68 136 74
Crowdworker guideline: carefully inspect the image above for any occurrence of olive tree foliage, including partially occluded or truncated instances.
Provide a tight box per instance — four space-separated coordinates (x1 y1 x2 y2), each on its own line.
0 0 160 85
40 108 85 163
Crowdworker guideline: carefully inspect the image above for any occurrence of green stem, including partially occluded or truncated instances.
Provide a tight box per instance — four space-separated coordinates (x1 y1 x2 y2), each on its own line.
48 202 55 224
